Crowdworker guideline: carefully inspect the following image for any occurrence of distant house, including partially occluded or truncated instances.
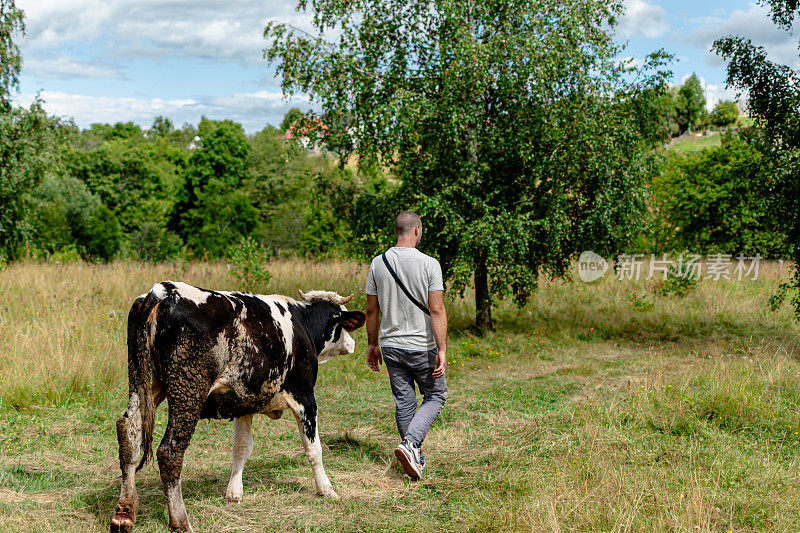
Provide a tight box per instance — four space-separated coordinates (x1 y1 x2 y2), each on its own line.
283 117 327 152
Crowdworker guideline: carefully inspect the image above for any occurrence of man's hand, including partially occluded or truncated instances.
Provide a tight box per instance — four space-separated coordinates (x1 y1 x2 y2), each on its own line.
428 290 447 379
432 349 446 378
367 344 383 372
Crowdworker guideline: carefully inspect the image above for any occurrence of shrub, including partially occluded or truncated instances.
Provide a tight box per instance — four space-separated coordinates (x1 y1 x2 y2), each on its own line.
49 243 82 263
710 100 739 128
80 204 123 261
655 264 700 297
130 222 183 262
647 136 784 258
228 236 271 291
27 174 98 256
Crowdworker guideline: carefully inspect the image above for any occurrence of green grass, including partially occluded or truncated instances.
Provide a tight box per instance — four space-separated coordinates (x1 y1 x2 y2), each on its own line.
669 133 722 154
1 260 800 531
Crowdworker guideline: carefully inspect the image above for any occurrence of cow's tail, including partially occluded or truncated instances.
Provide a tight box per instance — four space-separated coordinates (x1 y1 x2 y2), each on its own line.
126 295 159 472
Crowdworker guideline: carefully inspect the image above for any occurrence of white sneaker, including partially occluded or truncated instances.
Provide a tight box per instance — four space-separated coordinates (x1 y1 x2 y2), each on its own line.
395 439 423 480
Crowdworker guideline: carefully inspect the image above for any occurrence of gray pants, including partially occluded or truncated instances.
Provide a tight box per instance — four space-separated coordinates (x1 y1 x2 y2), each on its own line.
382 346 447 446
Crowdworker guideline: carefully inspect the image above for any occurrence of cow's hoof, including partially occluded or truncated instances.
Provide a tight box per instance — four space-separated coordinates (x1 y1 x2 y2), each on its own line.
110 502 136 532
225 482 243 502
110 515 134 532
320 490 339 500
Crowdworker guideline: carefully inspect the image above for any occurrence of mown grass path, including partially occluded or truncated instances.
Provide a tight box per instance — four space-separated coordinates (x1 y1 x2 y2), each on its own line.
1 261 799 531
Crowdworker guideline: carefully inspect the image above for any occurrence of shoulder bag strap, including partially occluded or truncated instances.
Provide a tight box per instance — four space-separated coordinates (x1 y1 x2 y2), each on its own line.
382 252 430 316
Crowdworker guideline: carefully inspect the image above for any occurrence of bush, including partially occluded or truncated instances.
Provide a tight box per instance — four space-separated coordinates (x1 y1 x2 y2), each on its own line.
49 243 82 263
81 204 123 261
711 100 740 128
228 237 271 291
647 136 785 258
130 222 183 262
297 206 350 257
27 174 98 256
655 264 700 297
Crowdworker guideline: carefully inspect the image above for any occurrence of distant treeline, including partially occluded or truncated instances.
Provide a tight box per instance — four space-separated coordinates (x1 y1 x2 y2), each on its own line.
11 113 369 263
0 104 785 265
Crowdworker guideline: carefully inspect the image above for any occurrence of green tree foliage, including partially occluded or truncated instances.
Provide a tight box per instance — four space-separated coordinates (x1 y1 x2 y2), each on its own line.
710 100 740 128
0 1 62 259
130 222 183 262
63 139 186 232
713 1 800 311
27 174 99 255
279 107 304 133
657 76 717 136
267 0 671 328
27 174 124 261
87 121 143 142
145 117 198 149
79 204 123 261
649 136 784 258
678 73 706 132
0 0 23 111
0 100 61 259
248 125 312 249
21 109 338 262
657 87 682 137
172 118 260 256
149 116 174 137
248 122 350 254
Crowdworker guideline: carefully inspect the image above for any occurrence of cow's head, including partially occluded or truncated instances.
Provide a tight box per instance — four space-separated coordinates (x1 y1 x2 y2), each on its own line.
299 290 366 363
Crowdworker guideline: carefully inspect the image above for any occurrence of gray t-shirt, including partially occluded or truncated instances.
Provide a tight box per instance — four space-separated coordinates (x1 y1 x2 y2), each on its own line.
365 247 444 351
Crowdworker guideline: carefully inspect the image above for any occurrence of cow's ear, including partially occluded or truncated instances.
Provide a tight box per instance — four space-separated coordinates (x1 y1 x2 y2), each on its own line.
338 310 366 332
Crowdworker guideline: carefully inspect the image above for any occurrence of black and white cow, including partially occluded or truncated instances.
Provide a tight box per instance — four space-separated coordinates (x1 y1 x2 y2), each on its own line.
110 281 366 532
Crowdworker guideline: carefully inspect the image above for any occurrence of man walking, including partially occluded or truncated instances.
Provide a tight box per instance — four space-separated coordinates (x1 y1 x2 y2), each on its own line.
365 211 448 480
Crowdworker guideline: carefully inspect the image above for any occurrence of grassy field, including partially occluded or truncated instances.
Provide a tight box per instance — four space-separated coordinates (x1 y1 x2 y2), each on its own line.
2 259 800 531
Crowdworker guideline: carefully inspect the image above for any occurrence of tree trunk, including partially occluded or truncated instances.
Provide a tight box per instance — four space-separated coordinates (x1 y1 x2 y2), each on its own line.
467 1 490 331
475 252 492 331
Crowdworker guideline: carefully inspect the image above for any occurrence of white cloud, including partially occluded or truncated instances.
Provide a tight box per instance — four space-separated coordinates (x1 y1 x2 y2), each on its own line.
24 56 124 80
683 4 800 69
17 0 316 64
13 90 311 132
616 0 669 39
704 82 741 111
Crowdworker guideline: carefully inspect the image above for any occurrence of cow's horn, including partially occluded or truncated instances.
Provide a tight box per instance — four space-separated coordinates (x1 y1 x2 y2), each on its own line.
340 294 354 304
298 290 307 301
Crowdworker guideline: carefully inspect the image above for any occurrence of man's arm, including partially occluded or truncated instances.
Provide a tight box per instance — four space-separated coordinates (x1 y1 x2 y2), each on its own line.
366 294 382 371
428 290 447 378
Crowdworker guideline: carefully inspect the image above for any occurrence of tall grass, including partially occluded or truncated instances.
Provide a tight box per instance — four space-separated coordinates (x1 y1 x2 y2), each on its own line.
0 259 795 410
0 260 370 410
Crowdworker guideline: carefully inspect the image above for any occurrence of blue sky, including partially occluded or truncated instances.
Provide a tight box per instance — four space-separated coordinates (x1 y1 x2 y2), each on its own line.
12 0 799 133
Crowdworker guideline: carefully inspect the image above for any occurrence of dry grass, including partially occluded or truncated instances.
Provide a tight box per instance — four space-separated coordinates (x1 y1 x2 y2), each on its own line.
1 259 800 531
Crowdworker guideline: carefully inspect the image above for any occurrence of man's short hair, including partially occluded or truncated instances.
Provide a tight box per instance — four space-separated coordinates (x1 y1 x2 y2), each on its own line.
395 211 422 235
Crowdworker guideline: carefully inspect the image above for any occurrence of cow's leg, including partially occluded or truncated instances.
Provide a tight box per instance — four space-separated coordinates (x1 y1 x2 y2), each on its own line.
225 414 254 501
111 392 142 532
157 388 204 532
286 394 337 498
